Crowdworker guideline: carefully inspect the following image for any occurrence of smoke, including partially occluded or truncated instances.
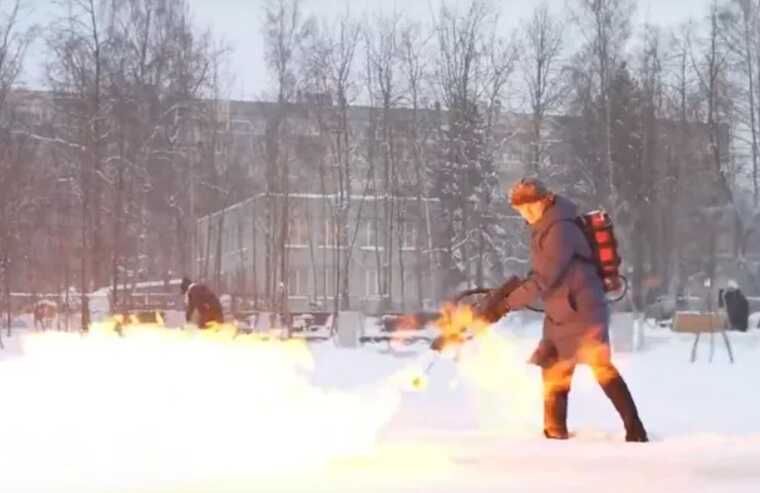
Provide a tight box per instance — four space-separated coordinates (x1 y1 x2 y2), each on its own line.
455 330 543 435
0 326 402 491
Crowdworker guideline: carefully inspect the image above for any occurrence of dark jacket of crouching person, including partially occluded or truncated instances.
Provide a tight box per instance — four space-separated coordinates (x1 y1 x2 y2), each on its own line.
180 277 224 329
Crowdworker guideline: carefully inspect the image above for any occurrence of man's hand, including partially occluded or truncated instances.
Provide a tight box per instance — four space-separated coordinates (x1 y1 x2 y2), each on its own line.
474 276 522 323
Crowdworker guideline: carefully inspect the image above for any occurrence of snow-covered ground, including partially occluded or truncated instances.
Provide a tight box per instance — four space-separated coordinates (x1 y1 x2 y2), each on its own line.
0 314 758 493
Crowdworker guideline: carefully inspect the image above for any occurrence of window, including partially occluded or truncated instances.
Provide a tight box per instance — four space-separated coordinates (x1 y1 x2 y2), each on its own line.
320 268 337 298
364 220 378 248
365 269 380 297
321 217 337 247
28 101 48 125
401 222 416 250
287 216 309 247
717 231 733 254
214 135 226 154
215 101 230 127
287 268 309 297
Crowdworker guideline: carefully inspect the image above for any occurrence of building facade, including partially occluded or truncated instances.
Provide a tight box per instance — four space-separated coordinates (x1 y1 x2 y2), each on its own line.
4 87 744 305
195 193 446 313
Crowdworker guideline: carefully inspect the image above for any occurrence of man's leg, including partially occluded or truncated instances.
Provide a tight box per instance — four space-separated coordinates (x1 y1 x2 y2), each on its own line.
588 347 648 442
542 359 575 439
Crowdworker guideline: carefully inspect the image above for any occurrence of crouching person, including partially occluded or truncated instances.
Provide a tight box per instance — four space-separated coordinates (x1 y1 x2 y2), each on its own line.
180 277 224 329
499 178 648 442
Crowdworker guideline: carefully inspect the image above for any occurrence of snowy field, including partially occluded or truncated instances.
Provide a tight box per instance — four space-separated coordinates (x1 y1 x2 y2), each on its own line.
0 314 759 493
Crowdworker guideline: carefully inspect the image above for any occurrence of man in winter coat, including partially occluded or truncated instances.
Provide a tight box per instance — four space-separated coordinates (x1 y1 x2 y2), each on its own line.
180 277 224 329
484 178 648 442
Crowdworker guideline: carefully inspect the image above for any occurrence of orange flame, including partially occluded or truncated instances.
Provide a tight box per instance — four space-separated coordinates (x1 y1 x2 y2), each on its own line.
403 301 544 434
432 302 491 348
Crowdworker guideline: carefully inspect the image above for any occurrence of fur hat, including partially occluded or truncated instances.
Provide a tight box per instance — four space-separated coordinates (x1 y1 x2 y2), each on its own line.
509 177 553 206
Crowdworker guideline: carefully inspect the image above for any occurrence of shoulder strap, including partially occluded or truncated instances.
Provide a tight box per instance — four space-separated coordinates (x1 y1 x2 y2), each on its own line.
534 219 595 293
541 218 595 264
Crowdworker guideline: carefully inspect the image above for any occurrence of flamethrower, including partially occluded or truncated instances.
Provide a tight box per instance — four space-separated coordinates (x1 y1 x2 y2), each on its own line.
411 277 523 389
429 276 523 354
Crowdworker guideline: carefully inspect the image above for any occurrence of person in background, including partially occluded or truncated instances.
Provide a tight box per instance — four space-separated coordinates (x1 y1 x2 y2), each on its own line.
180 277 224 329
720 281 749 332
33 301 47 331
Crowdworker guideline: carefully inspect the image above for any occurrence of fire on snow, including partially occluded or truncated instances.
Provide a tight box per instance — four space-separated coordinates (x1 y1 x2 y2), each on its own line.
0 316 541 491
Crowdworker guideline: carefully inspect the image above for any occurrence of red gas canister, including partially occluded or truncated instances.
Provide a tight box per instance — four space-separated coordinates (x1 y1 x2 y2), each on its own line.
578 210 623 293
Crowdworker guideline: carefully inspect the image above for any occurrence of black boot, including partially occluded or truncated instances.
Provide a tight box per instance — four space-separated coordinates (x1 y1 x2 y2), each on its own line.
544 388 570 440
625 422 648 443
543 429 569 440
600 374 648 443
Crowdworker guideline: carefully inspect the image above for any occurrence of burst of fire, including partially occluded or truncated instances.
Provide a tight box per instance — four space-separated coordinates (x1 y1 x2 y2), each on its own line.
421 301 541 434
456 329 540 434
0 320 403 491
433 302 491 349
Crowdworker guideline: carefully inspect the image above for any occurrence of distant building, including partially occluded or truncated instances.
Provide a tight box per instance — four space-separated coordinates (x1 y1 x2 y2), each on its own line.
4 87 741 302
195 192 446 313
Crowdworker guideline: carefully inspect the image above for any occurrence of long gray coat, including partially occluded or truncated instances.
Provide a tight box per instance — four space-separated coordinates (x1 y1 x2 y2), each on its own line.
505 195 609 361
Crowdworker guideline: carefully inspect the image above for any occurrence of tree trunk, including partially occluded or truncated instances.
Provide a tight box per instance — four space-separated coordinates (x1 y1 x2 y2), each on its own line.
3 251 11 338
111 161 125 311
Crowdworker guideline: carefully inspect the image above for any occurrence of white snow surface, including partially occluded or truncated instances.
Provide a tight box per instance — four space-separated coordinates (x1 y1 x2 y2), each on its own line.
0 314 758 493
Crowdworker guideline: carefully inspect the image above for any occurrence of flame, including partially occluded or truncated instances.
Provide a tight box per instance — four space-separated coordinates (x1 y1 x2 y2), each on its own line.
428 302 491 352
435 303 490 337
455 329 541 435
0 321 403 490
576 337 619 385
422 302 541 435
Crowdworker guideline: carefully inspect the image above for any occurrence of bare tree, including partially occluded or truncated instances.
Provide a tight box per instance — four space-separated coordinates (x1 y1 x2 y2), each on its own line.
39 0 224 320
46 0 112 329
399 19 435 310
522 2 566 175
431 0 519 291
364 10 404 310
571 0 635 212
261 0 313 316
634 24 668 303
0 0 34 341
719 0 760 204
304 10 362 312
684 1 738 297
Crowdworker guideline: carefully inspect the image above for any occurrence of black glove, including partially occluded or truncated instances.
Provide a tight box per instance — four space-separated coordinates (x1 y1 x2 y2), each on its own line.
474 276 522 323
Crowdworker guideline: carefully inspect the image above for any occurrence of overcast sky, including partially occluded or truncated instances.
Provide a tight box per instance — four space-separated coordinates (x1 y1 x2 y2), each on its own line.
20 0 715 98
